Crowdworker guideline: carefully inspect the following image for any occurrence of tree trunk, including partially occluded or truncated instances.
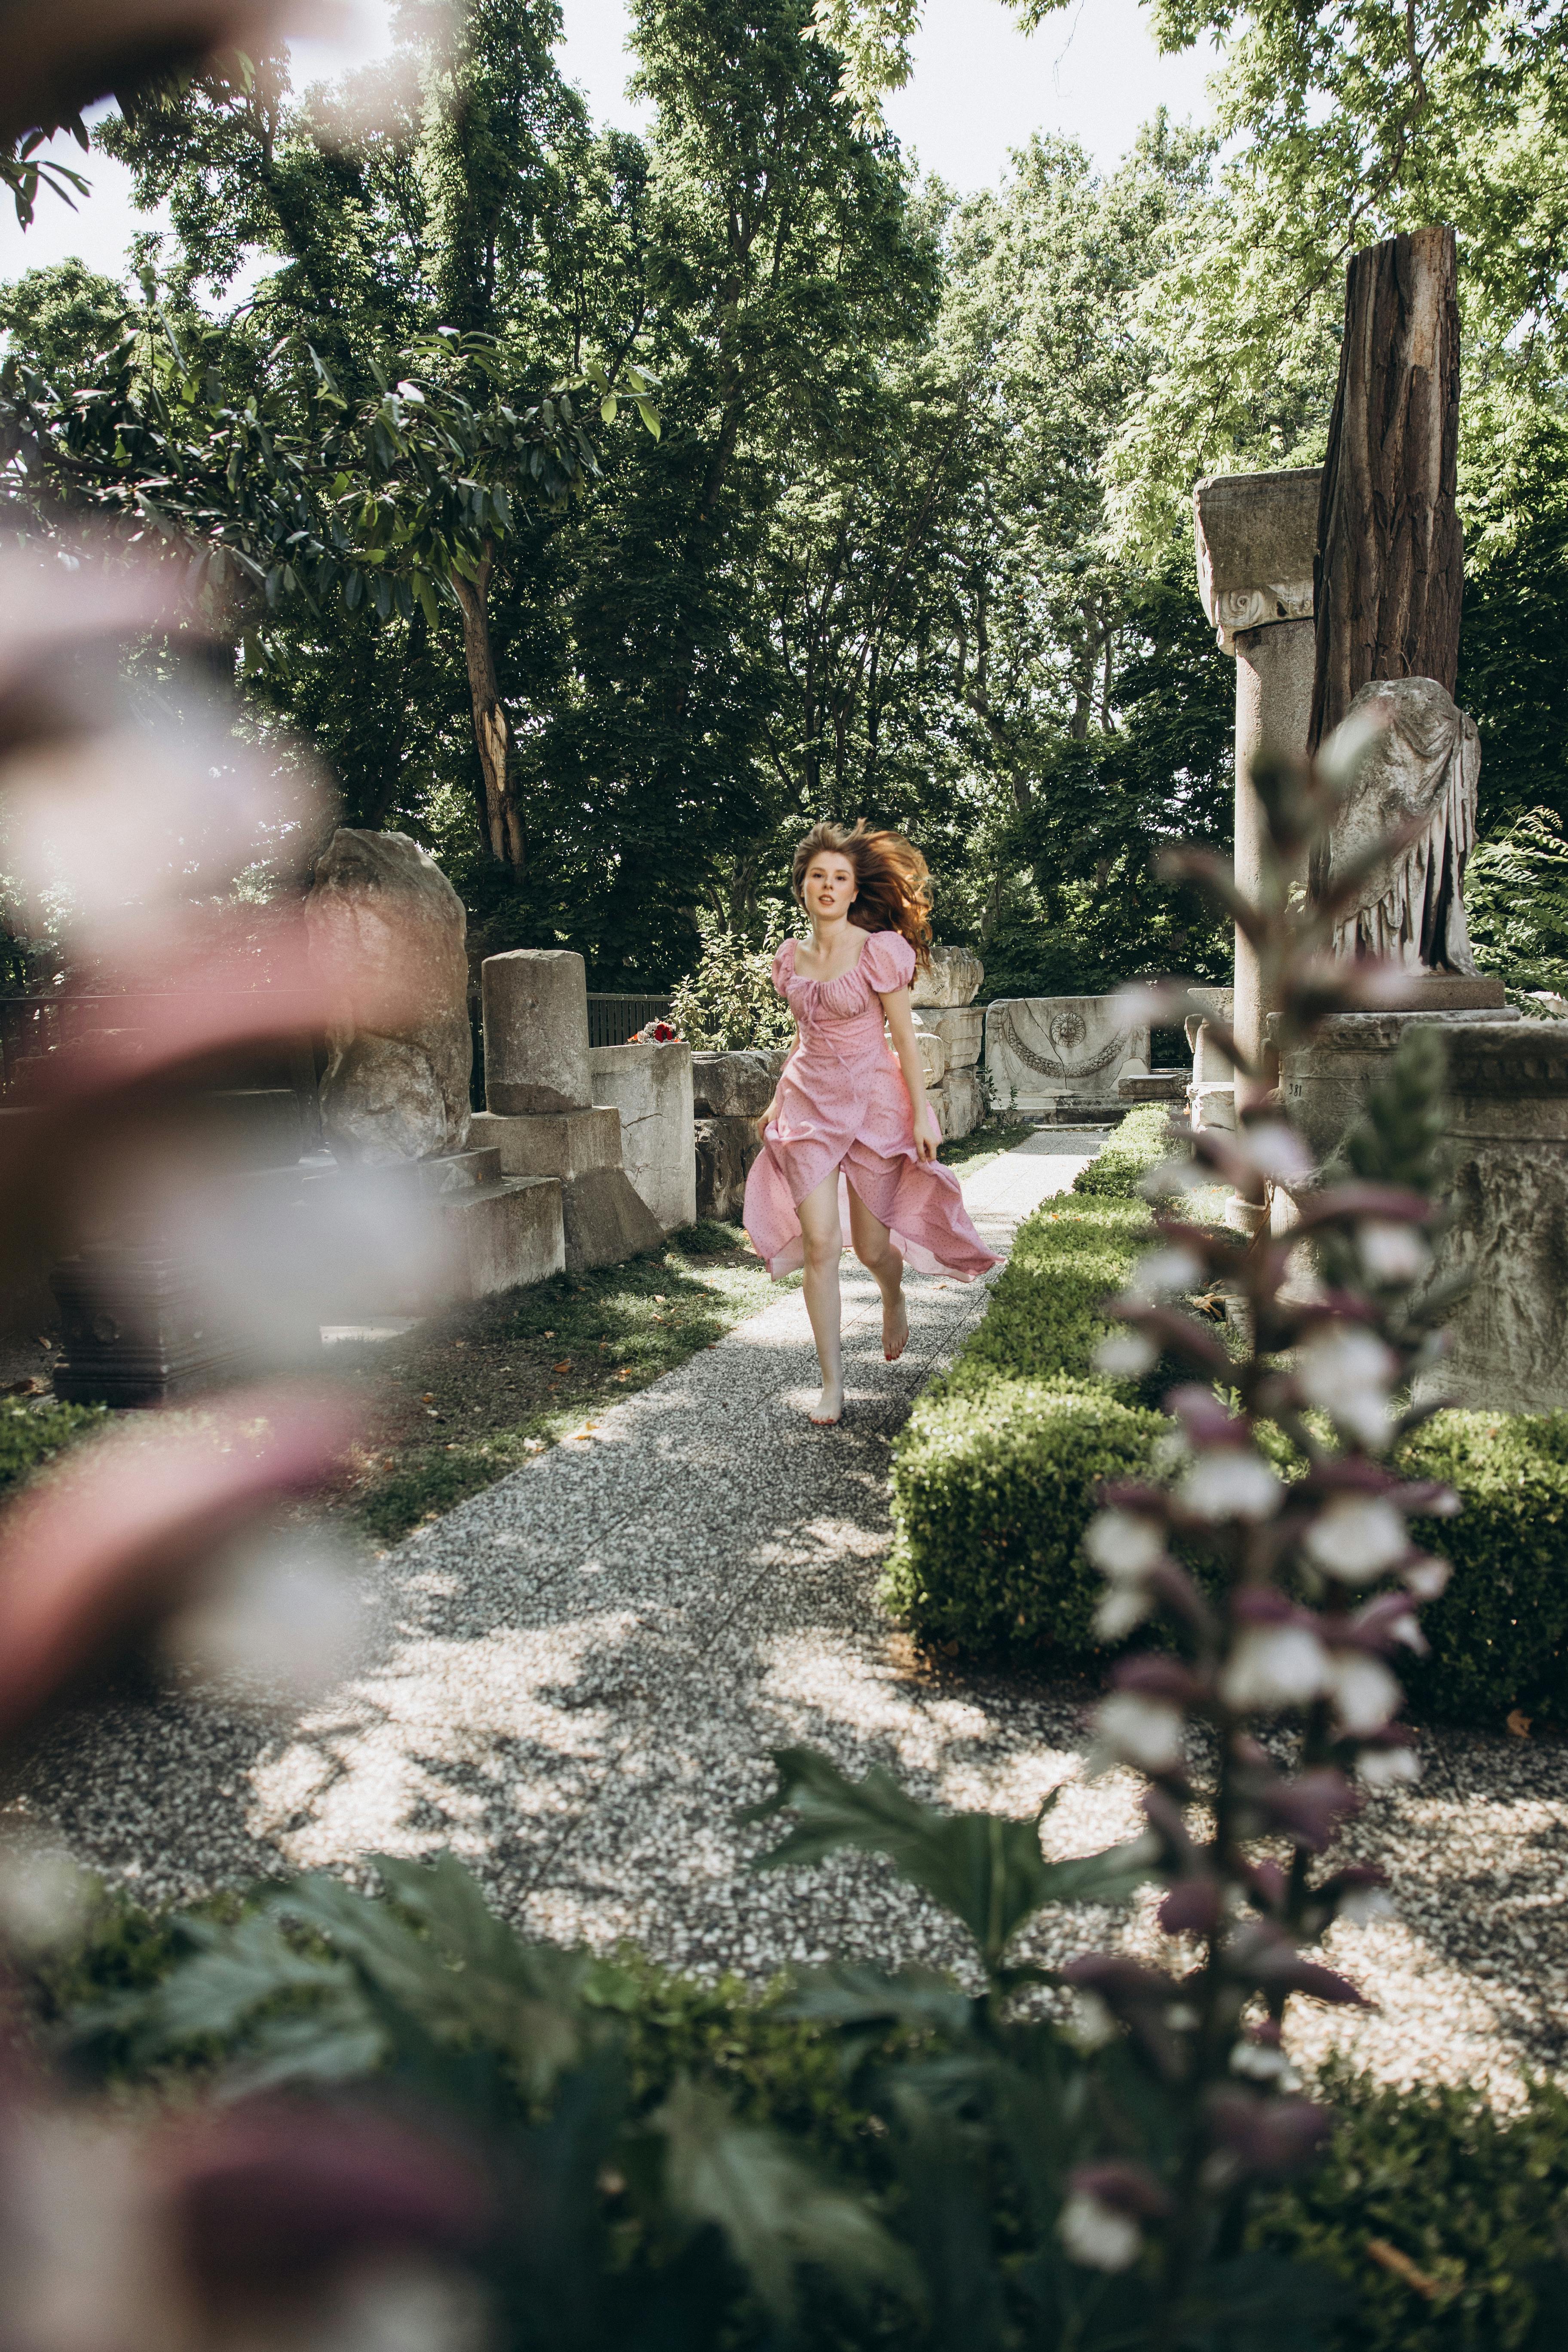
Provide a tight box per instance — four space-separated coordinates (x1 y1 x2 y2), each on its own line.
450 545 526 872
362 604 429 830
1309 224 1463 752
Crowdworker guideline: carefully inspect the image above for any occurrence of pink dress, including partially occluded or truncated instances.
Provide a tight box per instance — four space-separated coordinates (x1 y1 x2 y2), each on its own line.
742 930 999 1284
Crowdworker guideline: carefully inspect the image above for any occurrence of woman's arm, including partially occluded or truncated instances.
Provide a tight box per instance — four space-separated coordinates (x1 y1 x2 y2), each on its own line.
880 986 941 1162
757 1028 800 1133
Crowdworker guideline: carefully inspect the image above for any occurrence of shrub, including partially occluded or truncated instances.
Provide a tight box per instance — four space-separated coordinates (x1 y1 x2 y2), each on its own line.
884 1191 1159 1657
1256 2062 1568 2352
668 907 797 1050
891 1161 1568 1721
1071 1102 1174 1197
1398 1411 1568 1724
885 1377 1161 1653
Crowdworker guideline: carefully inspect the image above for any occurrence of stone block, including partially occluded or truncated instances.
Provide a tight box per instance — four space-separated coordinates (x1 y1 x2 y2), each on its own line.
919 1006 983 1068
1119 1072 1187 1103
985 996 1151 1119
1193 466 1322 652
441 1174 565 1299
482 949 591 1115
695 1115 760 1222
931 1067 985 1141
588 1039 697 1232
561 1167 665 1272
909 1018 946 1087
306 828 472 1164
691 1050 777 1119
911 944 983 1008
1277 1008 1568 1414
469 1104 621 1181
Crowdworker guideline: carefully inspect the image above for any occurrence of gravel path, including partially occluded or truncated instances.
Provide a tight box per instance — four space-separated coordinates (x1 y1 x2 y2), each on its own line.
4 1127 1565 2103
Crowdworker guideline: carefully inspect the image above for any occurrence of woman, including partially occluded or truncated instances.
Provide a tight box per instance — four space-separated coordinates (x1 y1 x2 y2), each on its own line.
744 821 998 1426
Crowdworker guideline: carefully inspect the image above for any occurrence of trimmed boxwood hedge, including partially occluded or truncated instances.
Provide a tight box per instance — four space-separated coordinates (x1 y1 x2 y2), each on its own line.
1400 1410 1568 1724
1256 2061 1568 2352
887 1120 1568 1722
1069 1100 1175 1197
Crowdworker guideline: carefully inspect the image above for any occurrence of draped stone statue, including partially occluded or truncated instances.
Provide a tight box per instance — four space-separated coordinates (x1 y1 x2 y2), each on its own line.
1311 676 1480 974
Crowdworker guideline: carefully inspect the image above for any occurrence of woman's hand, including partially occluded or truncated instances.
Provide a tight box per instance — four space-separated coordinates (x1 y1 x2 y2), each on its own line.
756 1096 779 1136
913 1100 941 1162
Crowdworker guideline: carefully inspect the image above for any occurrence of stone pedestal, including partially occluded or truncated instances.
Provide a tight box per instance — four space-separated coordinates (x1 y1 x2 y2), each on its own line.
469 1104 622 1182
338 1148 565 1313
985 996 1150 1121
588 1039 697 1233
482 949 593 1115
1279 1008 1568 1412
1186 984 1237 1136
474 950 665 1272
1194 469 1321 1079
52 1238 258 1407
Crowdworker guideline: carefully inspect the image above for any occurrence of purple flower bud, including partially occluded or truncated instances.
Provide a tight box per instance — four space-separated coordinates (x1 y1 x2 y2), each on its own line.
1226 1921 1367 2006
1206 2089 1333 2177
1253 1767 1363 1851
1404 1555 1452 1600
1112 1656 1205 1703
1158 1878 1223 1937
1349 1592 1428 1656
1069 2161 1175 2220
1169 1386 1251 1448
1325 1864 1394 1926
167 2097 492 2292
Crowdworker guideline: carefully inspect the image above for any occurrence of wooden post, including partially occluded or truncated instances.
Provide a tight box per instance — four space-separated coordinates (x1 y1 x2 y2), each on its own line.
1309 224 1463 752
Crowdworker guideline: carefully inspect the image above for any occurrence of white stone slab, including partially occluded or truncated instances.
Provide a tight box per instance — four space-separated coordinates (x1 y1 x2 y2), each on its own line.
984 997 1150 1118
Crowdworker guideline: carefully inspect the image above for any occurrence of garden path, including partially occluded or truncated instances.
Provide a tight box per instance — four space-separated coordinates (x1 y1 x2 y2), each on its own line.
9 1127 1568 2101
8 1127 1101 1956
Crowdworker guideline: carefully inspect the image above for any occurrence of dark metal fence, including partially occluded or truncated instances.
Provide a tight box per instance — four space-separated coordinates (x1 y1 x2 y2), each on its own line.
585 993 673 1048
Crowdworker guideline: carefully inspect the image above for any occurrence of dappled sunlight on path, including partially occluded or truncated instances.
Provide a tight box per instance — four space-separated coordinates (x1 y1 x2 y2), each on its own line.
6 1123 1566 2095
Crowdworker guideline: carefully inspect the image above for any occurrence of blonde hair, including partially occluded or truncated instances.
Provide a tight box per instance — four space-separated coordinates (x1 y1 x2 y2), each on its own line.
790 821 933 968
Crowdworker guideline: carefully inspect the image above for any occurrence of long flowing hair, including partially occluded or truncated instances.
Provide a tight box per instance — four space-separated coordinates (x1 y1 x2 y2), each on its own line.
790 820 933 969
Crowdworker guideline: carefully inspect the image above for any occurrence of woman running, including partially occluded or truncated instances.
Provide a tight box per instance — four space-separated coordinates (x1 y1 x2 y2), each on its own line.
743 821 998 1426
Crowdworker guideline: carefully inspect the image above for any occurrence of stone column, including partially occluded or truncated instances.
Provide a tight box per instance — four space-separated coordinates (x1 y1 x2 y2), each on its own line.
1192 468 1322 1080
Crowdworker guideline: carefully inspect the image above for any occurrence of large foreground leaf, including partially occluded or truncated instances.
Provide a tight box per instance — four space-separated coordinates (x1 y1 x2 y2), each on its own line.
745 1747 1151 1972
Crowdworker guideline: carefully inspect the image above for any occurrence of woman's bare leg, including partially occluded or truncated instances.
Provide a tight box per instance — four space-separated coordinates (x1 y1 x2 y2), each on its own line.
796 1171 845 1422
847 1185 908 1363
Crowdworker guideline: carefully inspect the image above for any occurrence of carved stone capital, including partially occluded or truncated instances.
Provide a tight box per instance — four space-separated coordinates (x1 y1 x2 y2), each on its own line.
1192 467 1323 654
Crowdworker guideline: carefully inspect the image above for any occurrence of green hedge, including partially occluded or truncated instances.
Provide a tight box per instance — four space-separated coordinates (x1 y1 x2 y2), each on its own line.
888 1122 1568 1721
1399 1411 1568 1725
1069 1101 1174 1196
1256 2061 1568 2352
884 1186 1158 1657
888 1378 1161 1654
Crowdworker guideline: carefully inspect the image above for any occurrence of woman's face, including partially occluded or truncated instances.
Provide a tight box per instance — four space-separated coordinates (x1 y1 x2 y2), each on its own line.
802 852 857 923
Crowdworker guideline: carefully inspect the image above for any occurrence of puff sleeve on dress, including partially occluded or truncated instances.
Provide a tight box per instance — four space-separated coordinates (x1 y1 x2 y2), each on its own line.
741 927 996 1284
858 928 916 996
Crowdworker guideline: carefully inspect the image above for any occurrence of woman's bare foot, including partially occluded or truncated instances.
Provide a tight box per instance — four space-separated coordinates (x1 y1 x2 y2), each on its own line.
810 1382 845 1426
882 1292 910 1363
